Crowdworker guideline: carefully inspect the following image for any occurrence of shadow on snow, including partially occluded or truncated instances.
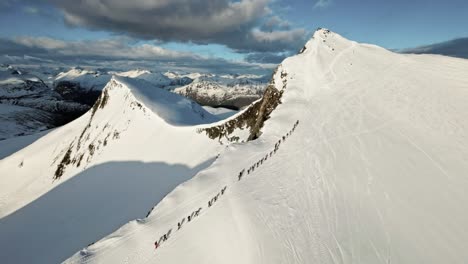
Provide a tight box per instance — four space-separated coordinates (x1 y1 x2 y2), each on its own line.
0 159 214 264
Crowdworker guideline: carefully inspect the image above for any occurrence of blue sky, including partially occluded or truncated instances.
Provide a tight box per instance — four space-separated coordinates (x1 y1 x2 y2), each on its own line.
295 0 468 49
0 0 467 73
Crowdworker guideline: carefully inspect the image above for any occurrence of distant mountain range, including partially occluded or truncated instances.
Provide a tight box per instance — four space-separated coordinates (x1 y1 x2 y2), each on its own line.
0 65 268 140
0 65 89 140
401 37 468 59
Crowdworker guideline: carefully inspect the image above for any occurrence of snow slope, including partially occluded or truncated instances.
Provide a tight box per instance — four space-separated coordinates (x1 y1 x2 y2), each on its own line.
0 77 223 263
202 106 238 119
114 69 174 88
66 29 468 264
0 104 54 140
0 129 51 160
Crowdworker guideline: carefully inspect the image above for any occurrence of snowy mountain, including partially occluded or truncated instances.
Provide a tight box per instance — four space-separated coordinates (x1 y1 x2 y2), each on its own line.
114 69 173 87
53 68 113 106
2 29 468 264
55 29 468 264
0 64 266 140
174 75 267 109
0 76 224 263
52 68 264 109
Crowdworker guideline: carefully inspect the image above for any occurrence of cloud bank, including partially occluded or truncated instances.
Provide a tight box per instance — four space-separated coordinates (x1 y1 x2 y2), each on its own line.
401 38 468 59
0 37 275 75
46 0 307 53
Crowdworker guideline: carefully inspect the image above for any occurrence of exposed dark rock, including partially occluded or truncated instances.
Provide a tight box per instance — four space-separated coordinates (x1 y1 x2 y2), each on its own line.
54 146 73 179
54 81 102 106
198 67 285 142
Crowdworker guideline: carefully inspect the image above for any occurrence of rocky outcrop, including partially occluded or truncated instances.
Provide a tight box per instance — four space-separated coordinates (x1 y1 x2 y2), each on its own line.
198 66 286 142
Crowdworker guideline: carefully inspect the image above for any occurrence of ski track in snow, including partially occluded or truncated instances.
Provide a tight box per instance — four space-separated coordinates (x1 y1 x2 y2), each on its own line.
325 41 357 88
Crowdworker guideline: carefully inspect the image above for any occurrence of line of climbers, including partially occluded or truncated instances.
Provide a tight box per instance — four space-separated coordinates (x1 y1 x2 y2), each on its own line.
155 120 300 251
154 185 227 250
238 120 299 182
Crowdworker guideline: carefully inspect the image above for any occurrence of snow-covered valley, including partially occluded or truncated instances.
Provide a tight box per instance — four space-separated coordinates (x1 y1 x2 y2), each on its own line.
1 29 468 264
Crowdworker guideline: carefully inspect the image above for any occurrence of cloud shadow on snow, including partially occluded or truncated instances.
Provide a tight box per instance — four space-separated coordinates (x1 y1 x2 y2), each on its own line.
0 159 215 263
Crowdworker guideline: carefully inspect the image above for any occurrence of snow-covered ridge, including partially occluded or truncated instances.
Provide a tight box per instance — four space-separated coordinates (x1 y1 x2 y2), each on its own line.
109 76 217 126
63 28 468 264
0 75 220 208
51 76 218 178
0 76 225 263
55 67 112 92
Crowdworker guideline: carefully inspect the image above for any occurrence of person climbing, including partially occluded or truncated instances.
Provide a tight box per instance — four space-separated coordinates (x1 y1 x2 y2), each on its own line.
239 169 245 180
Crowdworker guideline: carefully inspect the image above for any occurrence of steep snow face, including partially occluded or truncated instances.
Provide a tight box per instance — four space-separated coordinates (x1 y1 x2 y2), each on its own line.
0 77 223 263
112 77 218 126
202 106 238 119
67 29 468 264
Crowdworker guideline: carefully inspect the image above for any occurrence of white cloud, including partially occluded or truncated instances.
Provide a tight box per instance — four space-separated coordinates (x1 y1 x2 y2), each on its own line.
251 28 307 43
1 36 276 75
13 37 198 60
15 36 67 50
314 0 332 9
